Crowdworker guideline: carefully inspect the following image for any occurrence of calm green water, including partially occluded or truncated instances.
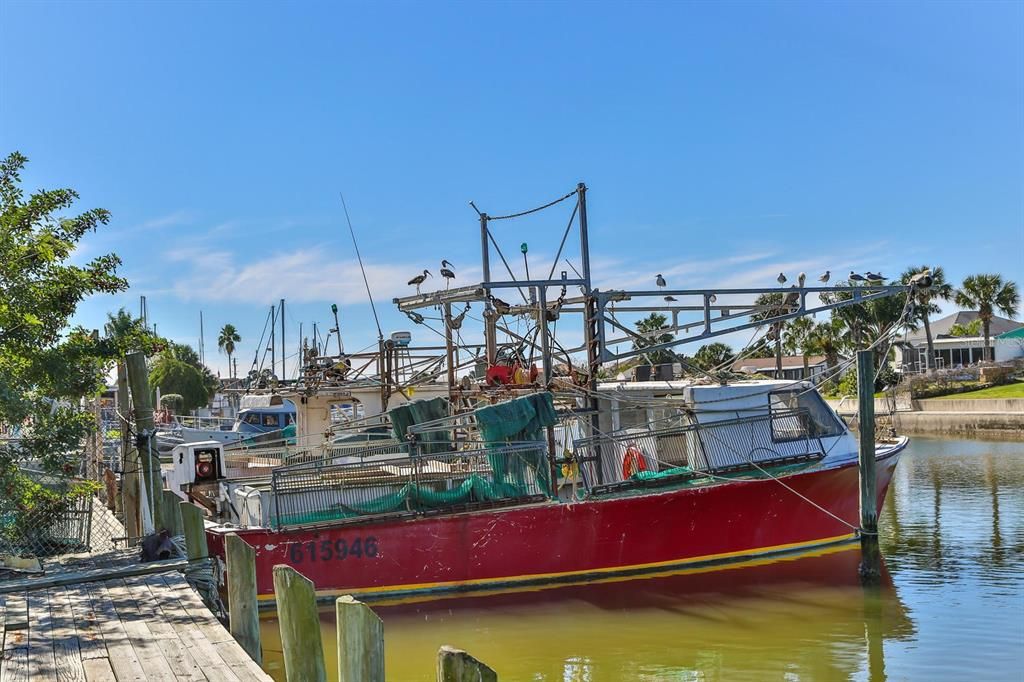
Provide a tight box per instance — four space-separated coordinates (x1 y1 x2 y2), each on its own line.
261 436 1024 680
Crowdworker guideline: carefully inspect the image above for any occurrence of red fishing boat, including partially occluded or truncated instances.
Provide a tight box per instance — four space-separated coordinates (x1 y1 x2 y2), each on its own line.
188 184 924 603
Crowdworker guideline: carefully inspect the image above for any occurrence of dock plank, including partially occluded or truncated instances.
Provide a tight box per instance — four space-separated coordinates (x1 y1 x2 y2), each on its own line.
83 583 149 682
66 583 106 661
26 590 58 680
96 580 177 682
1 593 28 682
137 575 241 682
48 587 87 682
82 657 117 682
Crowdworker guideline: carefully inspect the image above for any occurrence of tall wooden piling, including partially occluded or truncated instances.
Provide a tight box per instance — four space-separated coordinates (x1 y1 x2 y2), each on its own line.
272 566 327 682
856 349 881 580
126 350 162 530
336 595 384 681
437 646 497 682
179 501 208 561
117 361 141 542
226 534 262 665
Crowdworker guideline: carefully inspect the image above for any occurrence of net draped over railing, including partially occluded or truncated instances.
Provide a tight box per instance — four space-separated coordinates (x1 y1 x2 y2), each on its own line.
269 440 549 528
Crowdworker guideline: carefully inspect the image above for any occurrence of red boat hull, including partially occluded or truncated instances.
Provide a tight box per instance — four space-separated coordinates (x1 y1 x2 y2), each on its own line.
207 447 902 602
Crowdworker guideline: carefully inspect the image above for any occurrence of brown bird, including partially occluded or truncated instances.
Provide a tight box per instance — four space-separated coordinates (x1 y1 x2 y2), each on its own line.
408 269 431 294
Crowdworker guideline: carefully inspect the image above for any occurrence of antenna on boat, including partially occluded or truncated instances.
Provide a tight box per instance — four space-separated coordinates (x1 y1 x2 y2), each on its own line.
339 192 383 342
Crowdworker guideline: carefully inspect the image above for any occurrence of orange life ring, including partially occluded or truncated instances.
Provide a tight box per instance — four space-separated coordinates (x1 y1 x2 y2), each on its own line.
622 444 647 478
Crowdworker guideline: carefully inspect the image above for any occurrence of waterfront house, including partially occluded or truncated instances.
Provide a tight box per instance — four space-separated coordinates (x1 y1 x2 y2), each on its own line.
895 311 1023 372
732 355 830 381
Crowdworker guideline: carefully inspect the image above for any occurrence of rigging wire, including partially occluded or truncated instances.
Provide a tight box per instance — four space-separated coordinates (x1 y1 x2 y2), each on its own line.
340 192 384 341
486 189 577 221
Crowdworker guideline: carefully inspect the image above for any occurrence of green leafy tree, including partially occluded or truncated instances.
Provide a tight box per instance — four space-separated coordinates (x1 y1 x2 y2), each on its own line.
821 279 912 369
217 323 241 378
693 342 734 371
633 313 675 365
0 151 126 495
752 292 788 372
103 307 162 357
955 274 1021 362
949 319 982 337
809 318 848 387
782 316 817 378
149 342 218 411
900 265 953 370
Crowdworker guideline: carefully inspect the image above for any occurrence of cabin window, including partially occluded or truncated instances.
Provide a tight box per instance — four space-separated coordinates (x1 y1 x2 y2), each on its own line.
262 414 279 427
769 390 844 441
285 413 295 426
243 413 262 425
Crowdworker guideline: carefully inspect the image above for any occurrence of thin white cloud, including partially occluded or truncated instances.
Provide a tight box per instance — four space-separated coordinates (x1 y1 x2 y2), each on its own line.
166 247 482 305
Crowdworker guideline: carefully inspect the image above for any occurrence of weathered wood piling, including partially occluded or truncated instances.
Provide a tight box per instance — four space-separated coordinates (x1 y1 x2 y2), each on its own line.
265 561 497 680
857 348 881 581
226 533 262 665
272 565 328 682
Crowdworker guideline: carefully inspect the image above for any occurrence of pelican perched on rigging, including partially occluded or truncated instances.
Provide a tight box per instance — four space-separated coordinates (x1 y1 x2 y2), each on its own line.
408 269 431 294
797 272 806 288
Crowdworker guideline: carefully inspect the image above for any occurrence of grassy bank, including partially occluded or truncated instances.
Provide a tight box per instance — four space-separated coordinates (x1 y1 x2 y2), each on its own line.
932 382 1024 400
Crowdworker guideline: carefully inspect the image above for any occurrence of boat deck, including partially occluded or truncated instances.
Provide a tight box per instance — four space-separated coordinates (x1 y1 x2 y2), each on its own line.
0 552 271 682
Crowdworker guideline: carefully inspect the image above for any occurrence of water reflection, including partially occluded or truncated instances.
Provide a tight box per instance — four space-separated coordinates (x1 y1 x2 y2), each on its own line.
260 436 1024 681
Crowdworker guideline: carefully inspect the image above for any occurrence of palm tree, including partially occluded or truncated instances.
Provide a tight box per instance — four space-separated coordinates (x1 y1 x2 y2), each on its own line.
900 265 953 370
753 292 787 375
954 274 1020 362
782 316 816 379
809 318 848 391
633 313 675 366
217 324 242 378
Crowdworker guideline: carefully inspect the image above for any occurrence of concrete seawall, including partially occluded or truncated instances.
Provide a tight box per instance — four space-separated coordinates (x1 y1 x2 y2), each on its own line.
829 397 1024 437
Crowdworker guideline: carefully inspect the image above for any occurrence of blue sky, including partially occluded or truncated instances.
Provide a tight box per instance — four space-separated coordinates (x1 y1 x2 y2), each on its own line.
2 1 1021 378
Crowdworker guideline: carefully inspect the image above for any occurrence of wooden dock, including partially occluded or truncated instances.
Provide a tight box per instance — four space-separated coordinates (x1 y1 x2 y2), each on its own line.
0 565 273 681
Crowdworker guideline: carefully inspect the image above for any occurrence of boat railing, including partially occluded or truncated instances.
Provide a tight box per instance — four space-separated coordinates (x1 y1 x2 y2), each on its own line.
173 414 236 431
269 440 549 528
573 408 826 492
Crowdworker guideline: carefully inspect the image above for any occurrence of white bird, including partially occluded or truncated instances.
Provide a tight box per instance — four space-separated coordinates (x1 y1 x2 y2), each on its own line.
819 270 831 284
777 272 787 286
797 272 806 288
408 269 431 293
849 271 866 283
656 274 667 290
909 268 932 286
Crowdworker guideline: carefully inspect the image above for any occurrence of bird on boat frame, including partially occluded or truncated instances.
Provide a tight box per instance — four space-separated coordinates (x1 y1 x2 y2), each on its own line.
656 274 667 290
849 271 867 283
408 269 431 294
777 272 787 285
865 272 886 283
440 260 456 287
489 294 512 315
819 270 831 284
